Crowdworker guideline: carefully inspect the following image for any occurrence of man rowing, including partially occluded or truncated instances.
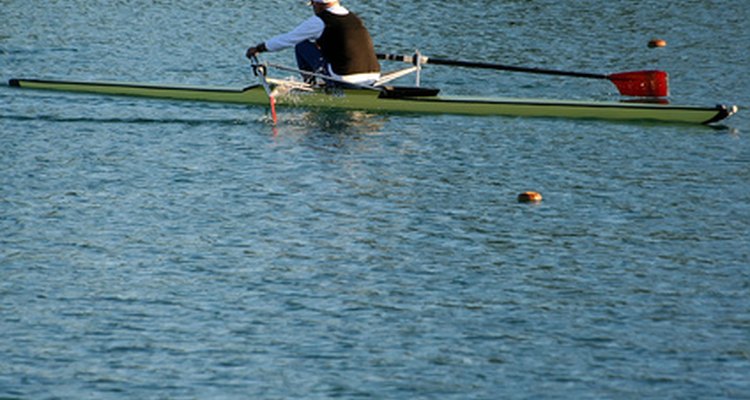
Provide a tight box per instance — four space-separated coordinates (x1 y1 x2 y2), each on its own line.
246 0 381 86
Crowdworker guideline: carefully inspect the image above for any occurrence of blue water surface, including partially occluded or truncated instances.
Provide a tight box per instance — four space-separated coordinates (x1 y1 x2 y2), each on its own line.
2 1 749 398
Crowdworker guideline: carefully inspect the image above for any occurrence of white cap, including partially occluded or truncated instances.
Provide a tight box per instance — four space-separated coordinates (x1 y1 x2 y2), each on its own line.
310 0 336 3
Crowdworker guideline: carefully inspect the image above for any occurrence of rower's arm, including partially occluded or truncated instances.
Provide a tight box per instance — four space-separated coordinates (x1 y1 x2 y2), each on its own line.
264 16 325 52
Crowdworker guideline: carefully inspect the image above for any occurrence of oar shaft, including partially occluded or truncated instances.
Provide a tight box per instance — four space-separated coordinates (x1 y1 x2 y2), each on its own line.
377 53 608 80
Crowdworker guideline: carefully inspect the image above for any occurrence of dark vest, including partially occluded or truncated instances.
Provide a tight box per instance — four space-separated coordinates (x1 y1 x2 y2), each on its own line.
316 11 380 76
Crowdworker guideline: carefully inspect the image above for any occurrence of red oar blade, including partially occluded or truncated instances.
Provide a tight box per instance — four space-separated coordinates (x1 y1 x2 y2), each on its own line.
608 70 669 97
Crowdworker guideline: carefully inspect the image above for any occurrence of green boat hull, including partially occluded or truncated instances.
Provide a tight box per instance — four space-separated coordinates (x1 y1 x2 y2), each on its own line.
8 78 737 124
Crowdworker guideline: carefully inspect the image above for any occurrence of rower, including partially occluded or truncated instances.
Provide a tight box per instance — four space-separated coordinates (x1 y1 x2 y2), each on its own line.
245 0 381 87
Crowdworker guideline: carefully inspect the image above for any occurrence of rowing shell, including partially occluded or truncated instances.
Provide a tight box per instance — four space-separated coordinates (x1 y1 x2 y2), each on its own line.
8 78 737 124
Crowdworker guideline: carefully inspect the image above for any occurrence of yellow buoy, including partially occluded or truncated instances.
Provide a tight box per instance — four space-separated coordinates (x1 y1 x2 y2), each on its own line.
648 38 667 48
518 191 543 203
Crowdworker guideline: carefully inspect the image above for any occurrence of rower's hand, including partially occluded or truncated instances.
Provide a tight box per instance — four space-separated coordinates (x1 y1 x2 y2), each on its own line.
246 42 267 60
246 47 260 59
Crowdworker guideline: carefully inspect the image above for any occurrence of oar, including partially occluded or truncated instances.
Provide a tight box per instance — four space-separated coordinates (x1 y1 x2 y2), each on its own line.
250 56 278 125
377 53 669 97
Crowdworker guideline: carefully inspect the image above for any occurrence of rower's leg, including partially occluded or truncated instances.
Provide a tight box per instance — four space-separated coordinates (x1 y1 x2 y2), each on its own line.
294 41 327 84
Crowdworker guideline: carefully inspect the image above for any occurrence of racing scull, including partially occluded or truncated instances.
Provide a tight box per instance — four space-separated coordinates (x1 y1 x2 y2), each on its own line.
8 77 737 124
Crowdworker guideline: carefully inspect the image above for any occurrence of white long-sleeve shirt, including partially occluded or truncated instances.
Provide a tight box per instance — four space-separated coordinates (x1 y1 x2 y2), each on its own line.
263 6 380 85
264 6 349 52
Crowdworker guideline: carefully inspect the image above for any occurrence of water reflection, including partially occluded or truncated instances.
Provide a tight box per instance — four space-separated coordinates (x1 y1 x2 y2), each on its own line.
296 110 385 135
267 109 388 144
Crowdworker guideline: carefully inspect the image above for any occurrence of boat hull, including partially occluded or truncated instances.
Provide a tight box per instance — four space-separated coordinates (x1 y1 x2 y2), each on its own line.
8 78 737 124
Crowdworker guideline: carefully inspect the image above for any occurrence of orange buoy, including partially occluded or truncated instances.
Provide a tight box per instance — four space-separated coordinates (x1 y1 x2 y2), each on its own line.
518 191 543 203
648 38 667 48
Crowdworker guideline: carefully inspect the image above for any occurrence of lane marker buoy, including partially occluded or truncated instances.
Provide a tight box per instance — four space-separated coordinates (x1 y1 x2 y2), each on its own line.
518 191 543 203
648 38 667 48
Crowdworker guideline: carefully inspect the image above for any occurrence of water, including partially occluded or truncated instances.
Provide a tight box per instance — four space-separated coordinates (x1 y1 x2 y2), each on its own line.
2 1 749 398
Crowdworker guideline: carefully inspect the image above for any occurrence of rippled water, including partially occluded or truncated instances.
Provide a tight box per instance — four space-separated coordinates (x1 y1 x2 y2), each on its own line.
2 1 749 398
